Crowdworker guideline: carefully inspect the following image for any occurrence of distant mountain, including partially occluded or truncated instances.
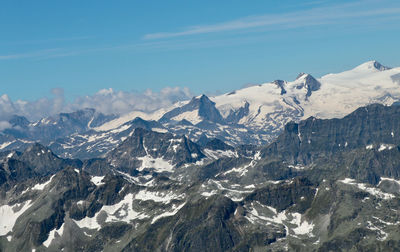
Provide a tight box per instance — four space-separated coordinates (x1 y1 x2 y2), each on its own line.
0 61 399 160
159 94 224 124
0 109 117 157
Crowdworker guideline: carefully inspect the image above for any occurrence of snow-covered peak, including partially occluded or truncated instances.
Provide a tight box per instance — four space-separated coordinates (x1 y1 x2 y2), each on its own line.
295 72 310 80
353 60 391 72
304 61 400 119
158 94 224 124
288 73 320 90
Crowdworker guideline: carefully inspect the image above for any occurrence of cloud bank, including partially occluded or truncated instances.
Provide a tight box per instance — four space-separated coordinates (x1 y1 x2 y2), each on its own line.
0 87 193 122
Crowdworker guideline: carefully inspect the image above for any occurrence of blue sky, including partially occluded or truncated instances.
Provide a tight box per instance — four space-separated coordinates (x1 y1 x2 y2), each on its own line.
1 0 400 104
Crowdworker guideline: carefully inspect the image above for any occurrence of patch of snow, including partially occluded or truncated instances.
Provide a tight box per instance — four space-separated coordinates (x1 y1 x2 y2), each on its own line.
339 178 395 200
378 177 400 187
0 141 15 150
378 144 395 152
203 149 238 159
116 171 141 184
219 153 259 177
194 159 205 166
151 202 186 224
366 220 388 241
137 155 174 173
134 190 184 204
372 216 400 226
91 176 105 186
74 215 101 230
87 116 94 128
171 110 203 125
83 231 92 237
32 175 55 191
288 164 306 170
290 213 314 236
222 162 253 177
76 200 85 206
43 223 65 247
74 193 148 230
246 204 314 237
93 107 170 132
0 200 33 236
201 190 218 198
366 144 374 150
201 180 253 202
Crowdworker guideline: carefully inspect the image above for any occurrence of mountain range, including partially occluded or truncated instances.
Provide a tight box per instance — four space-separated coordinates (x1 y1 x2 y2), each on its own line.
1 60 400 160
1 61 400 251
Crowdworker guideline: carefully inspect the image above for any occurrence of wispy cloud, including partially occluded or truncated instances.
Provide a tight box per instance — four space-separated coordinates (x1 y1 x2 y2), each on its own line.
0 36 93 47
2 1 399 61
143 1 400 39
0 36 93 60
0 48 67 60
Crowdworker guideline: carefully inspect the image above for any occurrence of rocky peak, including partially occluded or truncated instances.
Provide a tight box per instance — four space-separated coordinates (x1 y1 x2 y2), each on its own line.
160 94 224 124
106 128 204 171
295 72 307 80
8 115 30 128
23 143 53 156
19 143 81 176
191 94 224 123
354 60 391 71
294 73 321 98
57 108 96 127
124 117 164 131
372 60 391 71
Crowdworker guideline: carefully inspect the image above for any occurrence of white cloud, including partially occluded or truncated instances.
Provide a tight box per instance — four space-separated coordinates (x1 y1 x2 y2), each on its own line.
0 121 12 131
0 87 193 122
70 86 192 115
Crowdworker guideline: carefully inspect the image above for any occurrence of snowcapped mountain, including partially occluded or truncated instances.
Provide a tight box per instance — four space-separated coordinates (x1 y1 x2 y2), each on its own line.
1 60 399 159
212 60 399 127
2 102 400 251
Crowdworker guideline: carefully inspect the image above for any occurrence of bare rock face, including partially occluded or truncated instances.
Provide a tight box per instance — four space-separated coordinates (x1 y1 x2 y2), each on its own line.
106 128 205 173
